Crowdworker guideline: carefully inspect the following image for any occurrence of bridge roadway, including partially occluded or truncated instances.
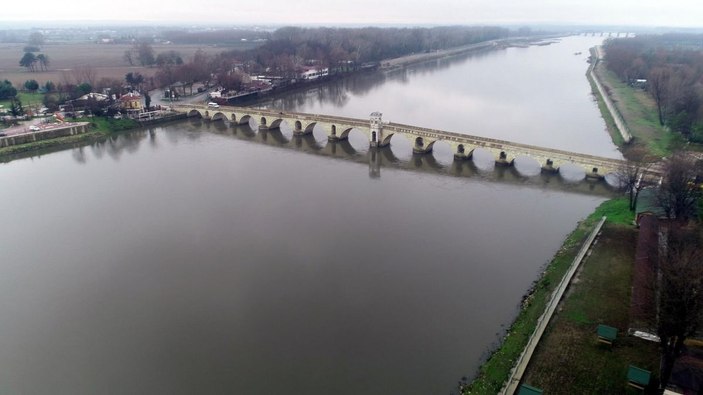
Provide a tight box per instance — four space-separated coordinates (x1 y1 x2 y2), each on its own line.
175 104 629 178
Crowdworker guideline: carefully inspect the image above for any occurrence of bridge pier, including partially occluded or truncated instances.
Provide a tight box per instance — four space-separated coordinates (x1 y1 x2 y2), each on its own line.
585 167 604 179
412 137 433 154
328 135 348 142
453 144 472 160
541 158 559 174
495 151 513 167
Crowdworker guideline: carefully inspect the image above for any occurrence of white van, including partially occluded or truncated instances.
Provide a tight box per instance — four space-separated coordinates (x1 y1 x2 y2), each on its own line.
207 102 220 108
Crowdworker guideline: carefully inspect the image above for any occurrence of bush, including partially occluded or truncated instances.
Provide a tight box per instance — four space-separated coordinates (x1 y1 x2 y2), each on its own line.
0 80 17 100
24 79 39 92
44 81 55 93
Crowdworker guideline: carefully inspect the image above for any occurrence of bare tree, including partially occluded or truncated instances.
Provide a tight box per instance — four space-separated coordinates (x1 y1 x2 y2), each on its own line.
657 153 703 223
123 50 134 66
135 41 155 66
657 227 703 391
649 67 671 126
616 145 655 211
72 65 98 88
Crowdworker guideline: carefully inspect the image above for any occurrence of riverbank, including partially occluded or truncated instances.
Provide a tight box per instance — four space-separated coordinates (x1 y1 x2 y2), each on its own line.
520 221 660 393
0 117 159 162
381 35 562 70
0 116 185 162
587 46 632 145
588 45 690 160
463 198 633 394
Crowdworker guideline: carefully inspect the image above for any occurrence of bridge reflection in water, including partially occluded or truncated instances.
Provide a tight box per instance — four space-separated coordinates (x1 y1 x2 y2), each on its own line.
177 104 628 181
192 117 619 197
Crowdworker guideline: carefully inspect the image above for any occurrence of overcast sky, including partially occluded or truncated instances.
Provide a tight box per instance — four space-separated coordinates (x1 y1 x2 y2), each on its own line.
4 0 703 28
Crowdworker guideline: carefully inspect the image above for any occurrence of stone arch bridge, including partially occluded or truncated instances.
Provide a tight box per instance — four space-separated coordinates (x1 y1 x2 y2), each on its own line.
175 104 629 178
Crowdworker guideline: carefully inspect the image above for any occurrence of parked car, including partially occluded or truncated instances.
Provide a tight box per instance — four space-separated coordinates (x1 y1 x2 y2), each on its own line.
207 102 220 108
29 125 40 131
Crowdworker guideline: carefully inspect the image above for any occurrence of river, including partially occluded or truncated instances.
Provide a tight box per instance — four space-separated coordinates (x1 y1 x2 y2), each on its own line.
0 35 611 394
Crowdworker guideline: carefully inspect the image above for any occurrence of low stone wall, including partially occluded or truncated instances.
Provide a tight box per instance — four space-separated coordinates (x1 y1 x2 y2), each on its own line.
0 123 90 148
589 46 633 144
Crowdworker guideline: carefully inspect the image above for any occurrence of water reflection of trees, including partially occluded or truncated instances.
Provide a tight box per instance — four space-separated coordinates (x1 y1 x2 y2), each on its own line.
257 47 500 112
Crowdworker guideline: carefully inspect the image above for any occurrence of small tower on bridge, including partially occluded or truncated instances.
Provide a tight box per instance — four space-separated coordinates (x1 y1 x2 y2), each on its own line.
369 112 384 148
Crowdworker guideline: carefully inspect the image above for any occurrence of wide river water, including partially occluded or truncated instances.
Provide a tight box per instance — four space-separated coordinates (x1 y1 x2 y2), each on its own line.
0 36 613 394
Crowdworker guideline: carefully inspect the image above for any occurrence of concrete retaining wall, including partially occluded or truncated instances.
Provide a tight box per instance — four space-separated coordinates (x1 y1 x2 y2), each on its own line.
589 46 633 144
0 123 90 148
501 216 607 394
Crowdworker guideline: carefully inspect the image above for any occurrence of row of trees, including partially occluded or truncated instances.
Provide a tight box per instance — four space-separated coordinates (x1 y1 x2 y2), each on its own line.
603 35 703 140
19 52 50 72
228 26 510 77
621 151 703 390
140 26 511 93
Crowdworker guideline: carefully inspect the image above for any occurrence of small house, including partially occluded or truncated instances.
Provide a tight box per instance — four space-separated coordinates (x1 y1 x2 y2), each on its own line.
119 92 142 111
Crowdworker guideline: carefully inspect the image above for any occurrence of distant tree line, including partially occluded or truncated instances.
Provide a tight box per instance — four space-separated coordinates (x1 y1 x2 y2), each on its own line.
146 26 510 92
160 29 269 45
604 34 703 141
133 26 511 92
228 26 509 75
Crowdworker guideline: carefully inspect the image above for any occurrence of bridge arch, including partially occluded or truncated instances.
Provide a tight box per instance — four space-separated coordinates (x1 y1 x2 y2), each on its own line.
269 118 285 129
381 132 395 146
303 122 316 134
238 114 254 127
339 127 354 140
512 155 542 176
187 109 202 118
338 127 368 152
557 163 587 181
211 112 226 121
428 139 454 165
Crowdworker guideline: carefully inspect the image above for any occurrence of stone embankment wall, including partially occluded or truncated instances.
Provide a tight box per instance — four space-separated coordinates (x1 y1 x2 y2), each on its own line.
0 123 90 148
589 46 633 143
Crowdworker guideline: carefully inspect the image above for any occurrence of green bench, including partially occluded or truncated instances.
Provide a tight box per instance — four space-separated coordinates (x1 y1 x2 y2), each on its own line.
597 324 618 345
627 365 651 390
518 384 543 394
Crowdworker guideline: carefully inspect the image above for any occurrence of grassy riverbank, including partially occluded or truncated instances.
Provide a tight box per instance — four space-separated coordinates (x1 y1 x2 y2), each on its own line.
464 198 632 394
0 117 139 162
521 222 660 393
589 52 691 159
586 67 626 148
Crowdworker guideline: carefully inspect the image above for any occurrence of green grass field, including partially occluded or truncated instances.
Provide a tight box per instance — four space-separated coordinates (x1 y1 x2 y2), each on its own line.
595 65 684 158
0 91 45 111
